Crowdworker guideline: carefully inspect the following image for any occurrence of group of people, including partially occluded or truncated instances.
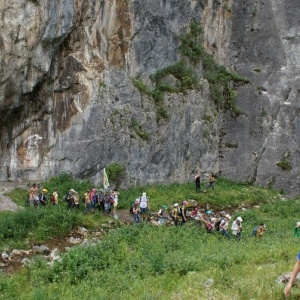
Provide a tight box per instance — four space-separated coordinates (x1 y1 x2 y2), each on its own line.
194 168 216 193
82 188 119 218
27 183 58 207
150 200 267 242
131 192 150 223
27 183 120 219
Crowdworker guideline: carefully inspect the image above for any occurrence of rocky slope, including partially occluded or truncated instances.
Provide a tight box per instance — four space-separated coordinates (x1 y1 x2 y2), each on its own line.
0 0 299 194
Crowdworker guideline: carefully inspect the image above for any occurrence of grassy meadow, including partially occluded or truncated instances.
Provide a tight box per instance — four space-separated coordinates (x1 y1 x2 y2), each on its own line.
1 174 300 299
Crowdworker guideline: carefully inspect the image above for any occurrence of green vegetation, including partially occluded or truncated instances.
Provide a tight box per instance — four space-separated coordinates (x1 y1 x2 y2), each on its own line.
224 142 239 149
130 118 150 141
106 162 126 188
179 22 249 115
277 160 292 171
1 175 300 299
133 22 248 120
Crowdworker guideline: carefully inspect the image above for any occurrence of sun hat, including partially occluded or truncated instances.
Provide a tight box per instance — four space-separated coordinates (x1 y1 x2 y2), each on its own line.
42 189 48 193
174 203 179 207
224 214 231 220
297 222 300 227
236 216 243 222
70 189 75 193
182 200 188 205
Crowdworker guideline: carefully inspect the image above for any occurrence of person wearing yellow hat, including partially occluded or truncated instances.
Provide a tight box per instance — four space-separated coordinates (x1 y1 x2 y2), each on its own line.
39 188 48 206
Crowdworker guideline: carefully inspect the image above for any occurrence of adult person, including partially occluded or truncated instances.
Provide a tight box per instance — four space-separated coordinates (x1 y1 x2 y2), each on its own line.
89 188 97 210
52 189 59 205
84 190 92 214
132 200 140 224
139 192 149 221
67 189 75 210
39 189 48 206
256 223 266 238
158 205 167 225
181 200 189 225
284 252 300 297
73 191 80 210
104 191 112 214
29 183 39 207
171 203 179 226
195 168 201 193
97 189 105 211
112 189 120 219
206 173 216 190
219 217 230 238
231 216 243 239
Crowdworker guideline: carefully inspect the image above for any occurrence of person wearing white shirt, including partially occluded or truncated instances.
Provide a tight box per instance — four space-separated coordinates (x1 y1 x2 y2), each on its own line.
231 216 243 239
139 192 149 221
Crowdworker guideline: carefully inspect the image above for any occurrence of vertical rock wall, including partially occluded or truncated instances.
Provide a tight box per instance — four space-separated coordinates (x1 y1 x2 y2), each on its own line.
0 0 299 194
0 0 220 187
219 0 300 194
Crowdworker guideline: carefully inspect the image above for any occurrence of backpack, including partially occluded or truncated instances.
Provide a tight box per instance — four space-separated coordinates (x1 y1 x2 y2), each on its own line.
214 219 222 231
109 196 114 204
50 194 55 204
129 201 135 214
177 206 183 217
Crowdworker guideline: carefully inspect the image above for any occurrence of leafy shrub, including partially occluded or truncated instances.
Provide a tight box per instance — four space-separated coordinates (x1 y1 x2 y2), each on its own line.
276 160 292 171
130 118 150 141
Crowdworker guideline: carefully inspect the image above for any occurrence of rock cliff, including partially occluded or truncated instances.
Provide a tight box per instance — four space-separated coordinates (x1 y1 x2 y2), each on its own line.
0 0 299 194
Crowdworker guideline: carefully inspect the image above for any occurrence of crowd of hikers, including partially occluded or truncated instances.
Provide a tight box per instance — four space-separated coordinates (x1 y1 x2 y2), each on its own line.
131 194 267 240
26 171 268 239
22 174 300 297
26 183 120 218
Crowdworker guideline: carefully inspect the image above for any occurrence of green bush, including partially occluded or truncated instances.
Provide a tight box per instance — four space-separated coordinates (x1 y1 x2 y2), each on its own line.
276 160 292 171
106 163 126 189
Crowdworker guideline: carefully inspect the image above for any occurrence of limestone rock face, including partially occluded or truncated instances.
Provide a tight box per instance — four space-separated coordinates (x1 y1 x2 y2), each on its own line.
0 0 299 194
218 0 300 194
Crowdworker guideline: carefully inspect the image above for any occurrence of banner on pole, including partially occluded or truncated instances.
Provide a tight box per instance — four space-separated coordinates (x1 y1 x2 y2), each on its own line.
103 168 110 190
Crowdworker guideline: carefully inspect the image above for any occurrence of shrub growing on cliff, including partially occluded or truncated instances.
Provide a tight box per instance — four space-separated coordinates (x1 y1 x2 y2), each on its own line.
276 160 292 171
130 118 150 141
180 22 249 115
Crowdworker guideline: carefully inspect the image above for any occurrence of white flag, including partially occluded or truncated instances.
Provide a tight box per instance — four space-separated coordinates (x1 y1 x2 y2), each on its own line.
103 168 110 191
